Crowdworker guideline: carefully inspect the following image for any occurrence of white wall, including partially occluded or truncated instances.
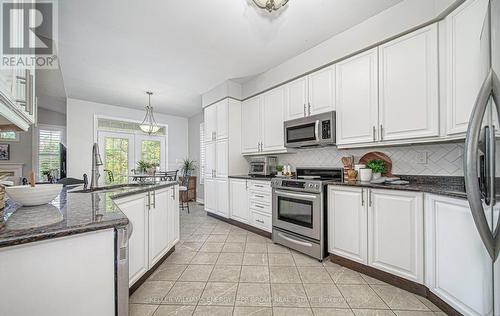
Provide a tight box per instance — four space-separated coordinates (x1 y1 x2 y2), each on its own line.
66 98 188 178
202 80 242 108
242 0 460 98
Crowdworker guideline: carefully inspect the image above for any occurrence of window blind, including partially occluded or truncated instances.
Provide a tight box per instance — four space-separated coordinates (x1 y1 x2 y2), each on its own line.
200 123 205 184
38 129 62 180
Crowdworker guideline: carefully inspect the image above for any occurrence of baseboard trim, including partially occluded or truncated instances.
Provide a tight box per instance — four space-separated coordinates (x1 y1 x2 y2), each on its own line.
196 198 204 204
207 212 272 239
329 254 460 315
129 245 176 295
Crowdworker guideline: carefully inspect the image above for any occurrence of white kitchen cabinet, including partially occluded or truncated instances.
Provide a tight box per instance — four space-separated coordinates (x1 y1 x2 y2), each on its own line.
204 178 217 214
445 0 490 135
167 186 180 248
204 103 217 142
0 229 115 316
215 178 229 218
205 141 216 178
327 186 368 264
425 194 493 316
368 189 424 283
241 96 261 153
336 48 379 145
216 139 228 178
148 188 170 267
286 77 308 120
378 24 439 141
115 193 149 286
308 65 336 116
216 99 229 139
230 179 249 223
261 87 286 152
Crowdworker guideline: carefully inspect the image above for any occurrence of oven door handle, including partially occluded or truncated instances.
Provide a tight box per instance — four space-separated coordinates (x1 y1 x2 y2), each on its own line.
274 190 318 199
278 232 313 248
315 120 320 141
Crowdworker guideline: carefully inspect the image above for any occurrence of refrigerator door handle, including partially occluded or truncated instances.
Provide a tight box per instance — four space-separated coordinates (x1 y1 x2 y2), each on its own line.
465 69 499 260
491 70 500 257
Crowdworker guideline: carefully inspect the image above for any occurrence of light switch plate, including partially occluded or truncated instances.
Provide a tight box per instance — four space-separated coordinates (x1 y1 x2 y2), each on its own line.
416 152 428 164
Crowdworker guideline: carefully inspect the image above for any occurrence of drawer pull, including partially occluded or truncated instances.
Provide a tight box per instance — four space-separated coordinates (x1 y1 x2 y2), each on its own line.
254 204 265 209
256 219 265 224
255 194 265 198
254 185 264 188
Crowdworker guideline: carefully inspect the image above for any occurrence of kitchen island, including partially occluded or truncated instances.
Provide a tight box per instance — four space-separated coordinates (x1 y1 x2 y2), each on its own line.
0 181 179 316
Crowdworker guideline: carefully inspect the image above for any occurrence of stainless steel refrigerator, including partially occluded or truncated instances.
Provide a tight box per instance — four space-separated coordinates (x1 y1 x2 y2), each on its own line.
464 0 500 314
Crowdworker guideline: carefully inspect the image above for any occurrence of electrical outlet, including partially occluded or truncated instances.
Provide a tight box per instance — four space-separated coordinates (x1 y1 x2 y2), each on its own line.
416 152 428 164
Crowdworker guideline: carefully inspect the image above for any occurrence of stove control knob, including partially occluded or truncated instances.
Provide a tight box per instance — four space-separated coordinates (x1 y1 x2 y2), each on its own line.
314 184 320 189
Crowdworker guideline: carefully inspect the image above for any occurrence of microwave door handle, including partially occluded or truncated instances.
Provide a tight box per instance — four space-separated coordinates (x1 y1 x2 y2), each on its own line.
315 120 320 141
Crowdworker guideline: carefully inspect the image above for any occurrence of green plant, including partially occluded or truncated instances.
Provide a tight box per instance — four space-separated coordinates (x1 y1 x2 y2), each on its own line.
276 165 284 172
181 158 197 176
366 159 387 174
137 160 152 173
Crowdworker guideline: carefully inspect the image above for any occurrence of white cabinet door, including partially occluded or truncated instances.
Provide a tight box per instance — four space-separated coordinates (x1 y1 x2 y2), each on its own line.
261 87 286 152
216 178 229 218
148 189 170 267
336 49 379 145
215 139 228 178
205 142 216 179
379 24 439 141
204 178 217 214
425 194 492 316
230 179 249 223
327 186 368 264
204 104 217 142
241 96 261 154
445 0 490 135
368 189 424 283
216 99 228 140
168 186 180 248
115 194 149 286
285 77 308 120
308 65 335 116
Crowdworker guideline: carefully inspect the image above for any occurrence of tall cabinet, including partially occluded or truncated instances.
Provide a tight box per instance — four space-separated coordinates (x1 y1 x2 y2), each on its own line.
204 98 247 218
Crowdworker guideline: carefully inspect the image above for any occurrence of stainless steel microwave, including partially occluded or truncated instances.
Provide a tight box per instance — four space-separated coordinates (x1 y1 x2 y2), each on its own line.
284 111 336 148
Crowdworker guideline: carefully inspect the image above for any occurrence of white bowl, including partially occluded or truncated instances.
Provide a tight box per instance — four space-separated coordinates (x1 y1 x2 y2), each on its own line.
6 184 63 206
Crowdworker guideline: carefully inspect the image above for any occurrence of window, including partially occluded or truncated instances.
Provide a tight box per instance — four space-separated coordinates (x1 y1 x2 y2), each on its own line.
104 137 130 184
0 132 19 142
36 126 64 181
200 123 205 184
141 140 161 166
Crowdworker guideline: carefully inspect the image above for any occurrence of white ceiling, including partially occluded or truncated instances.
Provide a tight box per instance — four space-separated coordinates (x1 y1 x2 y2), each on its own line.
57 0 402 117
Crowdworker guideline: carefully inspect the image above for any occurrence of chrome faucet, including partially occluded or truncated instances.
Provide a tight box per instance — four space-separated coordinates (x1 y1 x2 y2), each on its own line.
90 143 103 190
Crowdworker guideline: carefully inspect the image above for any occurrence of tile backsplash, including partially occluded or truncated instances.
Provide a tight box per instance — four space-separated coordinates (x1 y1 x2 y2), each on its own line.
271 142 465 176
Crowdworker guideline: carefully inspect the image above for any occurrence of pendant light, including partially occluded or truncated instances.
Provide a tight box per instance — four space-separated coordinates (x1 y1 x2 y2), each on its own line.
252 0 289 12
140 91 160 135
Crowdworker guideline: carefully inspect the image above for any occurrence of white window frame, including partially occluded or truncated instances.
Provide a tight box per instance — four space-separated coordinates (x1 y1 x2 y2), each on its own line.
199 122 205 185
33 124 66 181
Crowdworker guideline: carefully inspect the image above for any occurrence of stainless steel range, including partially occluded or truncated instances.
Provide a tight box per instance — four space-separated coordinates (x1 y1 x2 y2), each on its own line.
271 168 343 260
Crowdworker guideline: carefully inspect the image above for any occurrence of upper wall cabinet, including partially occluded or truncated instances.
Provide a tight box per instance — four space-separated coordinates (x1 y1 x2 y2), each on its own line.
445 0 490 136
0 68 36 131
378 24 440 141
285 66 335 121
204 99 228 142
336 48 379 145
242 87 290 155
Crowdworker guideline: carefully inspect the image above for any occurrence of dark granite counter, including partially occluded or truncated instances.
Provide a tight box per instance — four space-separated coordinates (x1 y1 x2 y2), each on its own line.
229 175 273 181
0 181 178 248
326 175 467 200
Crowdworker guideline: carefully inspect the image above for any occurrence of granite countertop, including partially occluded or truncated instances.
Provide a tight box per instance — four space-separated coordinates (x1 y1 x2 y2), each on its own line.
0 181 178 248
326 175 467 200
229 175 273 181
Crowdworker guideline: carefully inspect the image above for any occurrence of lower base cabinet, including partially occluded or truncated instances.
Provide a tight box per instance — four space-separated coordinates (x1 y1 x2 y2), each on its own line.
115 185 179 287
205 178 229 218
328 186 424 283
230 179 249 223
425 194 493 316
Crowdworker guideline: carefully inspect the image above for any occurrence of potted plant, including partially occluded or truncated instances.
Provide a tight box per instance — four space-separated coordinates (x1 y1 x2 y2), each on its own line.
276 165 283 176
366 159 387 180
367 160 387 180
136 160 151 173
181 158 197 177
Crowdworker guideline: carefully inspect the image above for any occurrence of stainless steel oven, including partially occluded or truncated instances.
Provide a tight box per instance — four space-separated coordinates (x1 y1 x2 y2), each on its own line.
284 111 336 148
273 188 321 240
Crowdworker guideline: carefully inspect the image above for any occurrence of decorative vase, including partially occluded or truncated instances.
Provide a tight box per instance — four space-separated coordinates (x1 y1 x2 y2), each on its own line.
372 172 382 180
347 169 358 181
359 168 373 182
277 171 282 176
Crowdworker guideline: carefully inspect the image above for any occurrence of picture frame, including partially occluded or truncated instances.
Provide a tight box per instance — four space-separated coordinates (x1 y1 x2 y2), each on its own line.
0 144 10 160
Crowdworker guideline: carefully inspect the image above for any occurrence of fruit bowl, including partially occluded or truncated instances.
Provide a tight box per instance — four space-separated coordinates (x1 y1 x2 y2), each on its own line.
5 184 63 206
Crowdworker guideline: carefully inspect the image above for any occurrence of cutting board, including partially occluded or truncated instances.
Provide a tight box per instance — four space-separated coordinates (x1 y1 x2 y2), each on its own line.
359 152 393 177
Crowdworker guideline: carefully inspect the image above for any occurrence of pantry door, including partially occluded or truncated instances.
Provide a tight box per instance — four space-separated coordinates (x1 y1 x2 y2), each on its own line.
97 131 135 184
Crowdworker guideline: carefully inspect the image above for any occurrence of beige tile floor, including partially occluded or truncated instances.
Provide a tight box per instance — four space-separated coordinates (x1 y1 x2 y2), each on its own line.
130 203 445 316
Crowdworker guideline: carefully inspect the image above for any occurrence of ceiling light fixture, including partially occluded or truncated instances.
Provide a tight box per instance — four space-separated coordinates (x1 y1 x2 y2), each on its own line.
140 91 160 135
252 0 289 12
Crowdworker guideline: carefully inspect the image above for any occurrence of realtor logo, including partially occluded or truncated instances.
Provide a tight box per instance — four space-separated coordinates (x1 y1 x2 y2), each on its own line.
1 0 58 69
